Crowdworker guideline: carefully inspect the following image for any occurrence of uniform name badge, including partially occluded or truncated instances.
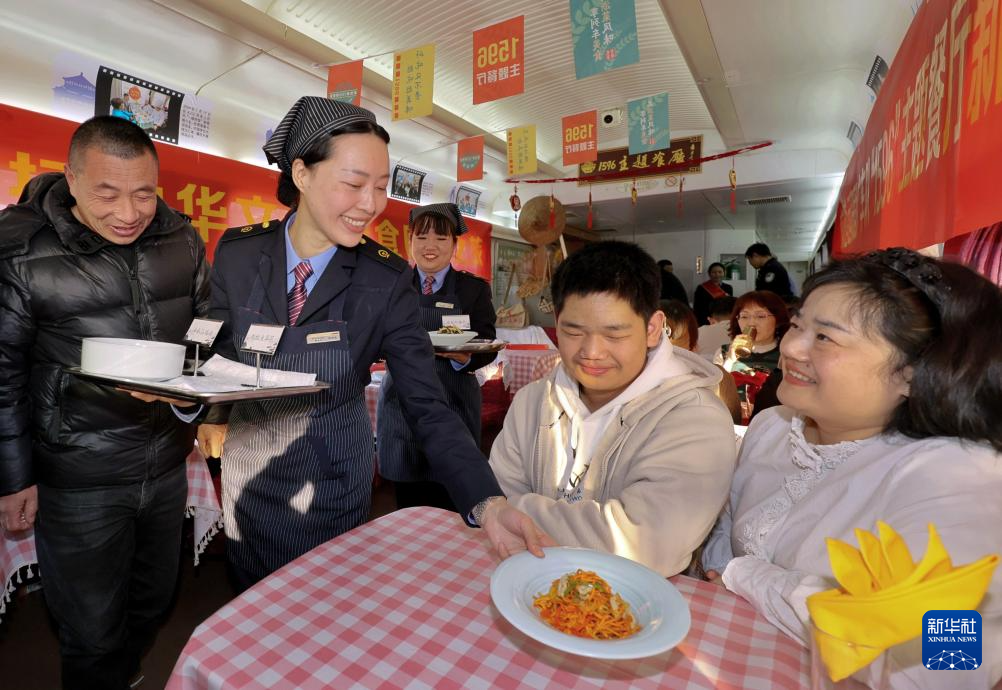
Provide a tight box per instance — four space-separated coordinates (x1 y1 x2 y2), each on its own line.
441 314 470 330
306 331 342 344
435 301 455 309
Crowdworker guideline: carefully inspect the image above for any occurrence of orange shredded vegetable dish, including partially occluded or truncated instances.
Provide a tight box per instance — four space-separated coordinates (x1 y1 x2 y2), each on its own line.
532 569 641 639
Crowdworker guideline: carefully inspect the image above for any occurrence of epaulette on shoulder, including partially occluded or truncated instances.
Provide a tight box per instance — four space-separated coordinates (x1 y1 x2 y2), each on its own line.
356 237 408 272
218 221 276 243
458 269 489 286
0 206 49 259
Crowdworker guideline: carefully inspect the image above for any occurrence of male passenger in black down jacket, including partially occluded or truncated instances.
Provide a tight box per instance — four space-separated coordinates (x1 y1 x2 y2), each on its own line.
0 116 211 690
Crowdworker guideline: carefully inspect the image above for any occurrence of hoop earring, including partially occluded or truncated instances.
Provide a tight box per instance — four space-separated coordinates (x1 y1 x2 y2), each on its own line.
663 324 673 339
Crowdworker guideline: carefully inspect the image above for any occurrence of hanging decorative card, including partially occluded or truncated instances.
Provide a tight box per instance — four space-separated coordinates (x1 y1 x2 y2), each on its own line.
94 66 185 143
456 135 485 182
627 92 669 155
392 44 435 121
390 164 426 202
561 110 598 166
326 60 363 105
569 0 640 79
472 16 525 104
507 125 537 176
453 185 482 217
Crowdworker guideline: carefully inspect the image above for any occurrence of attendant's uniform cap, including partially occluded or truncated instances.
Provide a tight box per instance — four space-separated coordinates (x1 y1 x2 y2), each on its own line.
262 96 378 173
409 203 469 236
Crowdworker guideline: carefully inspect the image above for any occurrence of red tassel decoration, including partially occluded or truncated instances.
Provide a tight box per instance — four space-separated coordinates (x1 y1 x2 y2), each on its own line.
586 187 593 230
729 165 737 213
509 184 521 212
549 193 556 229
677 176 684 217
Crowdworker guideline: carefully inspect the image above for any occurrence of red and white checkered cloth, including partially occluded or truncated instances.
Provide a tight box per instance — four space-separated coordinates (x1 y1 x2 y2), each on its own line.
364 383 380 431
503 349 561 397
0 448 222 624
168 507 808 689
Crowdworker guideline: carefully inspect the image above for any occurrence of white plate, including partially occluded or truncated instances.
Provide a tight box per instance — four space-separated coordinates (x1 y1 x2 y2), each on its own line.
490 547 690 659
80 337 185 381
428 330 477 347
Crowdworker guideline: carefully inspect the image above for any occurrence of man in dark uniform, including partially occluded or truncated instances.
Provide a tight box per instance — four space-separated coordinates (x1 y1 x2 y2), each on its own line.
377 203 497 510
745 242 795 299
657 259 689 305
0 116 210 689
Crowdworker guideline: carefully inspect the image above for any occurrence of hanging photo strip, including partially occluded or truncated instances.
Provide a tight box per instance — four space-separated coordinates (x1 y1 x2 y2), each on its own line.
453 185 482 217
390 164 427 202
94 66 184 143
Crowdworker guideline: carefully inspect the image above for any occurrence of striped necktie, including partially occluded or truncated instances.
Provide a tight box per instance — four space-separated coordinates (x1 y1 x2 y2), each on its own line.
422 274 435 295
288 261 313 325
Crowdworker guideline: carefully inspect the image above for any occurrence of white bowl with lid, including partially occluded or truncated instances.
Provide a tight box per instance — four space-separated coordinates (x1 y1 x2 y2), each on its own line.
81 337 186 381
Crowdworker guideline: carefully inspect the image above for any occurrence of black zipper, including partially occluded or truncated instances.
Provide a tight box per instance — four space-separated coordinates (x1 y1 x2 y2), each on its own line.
125 245 158 482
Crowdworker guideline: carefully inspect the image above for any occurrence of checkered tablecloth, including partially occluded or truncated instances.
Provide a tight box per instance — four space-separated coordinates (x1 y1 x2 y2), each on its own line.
503 349 561 396
168 507 808 689
365 382 380 431
0 448 222 625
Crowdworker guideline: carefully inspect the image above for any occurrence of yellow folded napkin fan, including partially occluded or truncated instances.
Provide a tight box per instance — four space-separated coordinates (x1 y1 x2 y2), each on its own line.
806 521 998 681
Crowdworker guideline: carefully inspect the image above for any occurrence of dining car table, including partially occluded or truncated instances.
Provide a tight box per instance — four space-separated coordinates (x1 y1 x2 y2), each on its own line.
168 507 808 689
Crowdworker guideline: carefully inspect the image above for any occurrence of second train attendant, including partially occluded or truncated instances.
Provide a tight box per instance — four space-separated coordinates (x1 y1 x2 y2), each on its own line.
377 204 498 510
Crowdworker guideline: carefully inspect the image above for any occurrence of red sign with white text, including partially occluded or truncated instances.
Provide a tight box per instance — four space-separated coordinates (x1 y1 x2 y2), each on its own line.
326 60 363 105
456 135 485 182
472 16 525 105
835 0 1002 255
561 110 598 166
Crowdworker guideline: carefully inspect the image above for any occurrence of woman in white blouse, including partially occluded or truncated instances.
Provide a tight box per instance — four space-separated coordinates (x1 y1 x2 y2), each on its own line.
702 247 1002 689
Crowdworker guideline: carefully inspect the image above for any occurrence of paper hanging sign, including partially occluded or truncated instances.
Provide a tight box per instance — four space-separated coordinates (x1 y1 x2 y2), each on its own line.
569 0 640 80
507 125 537 176
94 66 185 144
628 92 669 155
326 60 363 105
392 44 435 121
561 110 598 166
184 318 223 347
454 185 482 217
457 135 485 182
472 15 525 104
241 324 285 356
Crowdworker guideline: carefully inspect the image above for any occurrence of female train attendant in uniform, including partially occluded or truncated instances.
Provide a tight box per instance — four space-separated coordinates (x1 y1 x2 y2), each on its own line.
198 97 549 588
377 204 498 510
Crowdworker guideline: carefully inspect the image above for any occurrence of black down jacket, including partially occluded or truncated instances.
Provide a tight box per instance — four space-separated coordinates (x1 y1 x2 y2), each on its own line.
0 173 211 495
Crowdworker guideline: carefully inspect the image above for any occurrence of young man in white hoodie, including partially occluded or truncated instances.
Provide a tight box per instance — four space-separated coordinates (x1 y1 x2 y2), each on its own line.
489 241 737 576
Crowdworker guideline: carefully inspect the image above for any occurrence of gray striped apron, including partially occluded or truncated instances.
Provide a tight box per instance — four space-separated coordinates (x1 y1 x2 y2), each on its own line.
376 288 481 482
222 271 372 580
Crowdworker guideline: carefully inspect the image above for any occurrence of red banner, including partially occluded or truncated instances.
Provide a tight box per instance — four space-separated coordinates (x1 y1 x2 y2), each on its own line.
0 103 285 259
835 0 1002 255
365 198 492 281
472 16 525 105
456 135 485 182
0 104 492 280
326 60 363 105
561 110 598 166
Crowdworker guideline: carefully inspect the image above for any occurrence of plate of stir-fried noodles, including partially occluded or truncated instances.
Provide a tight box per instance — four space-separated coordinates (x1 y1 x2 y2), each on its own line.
490 547 690 658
